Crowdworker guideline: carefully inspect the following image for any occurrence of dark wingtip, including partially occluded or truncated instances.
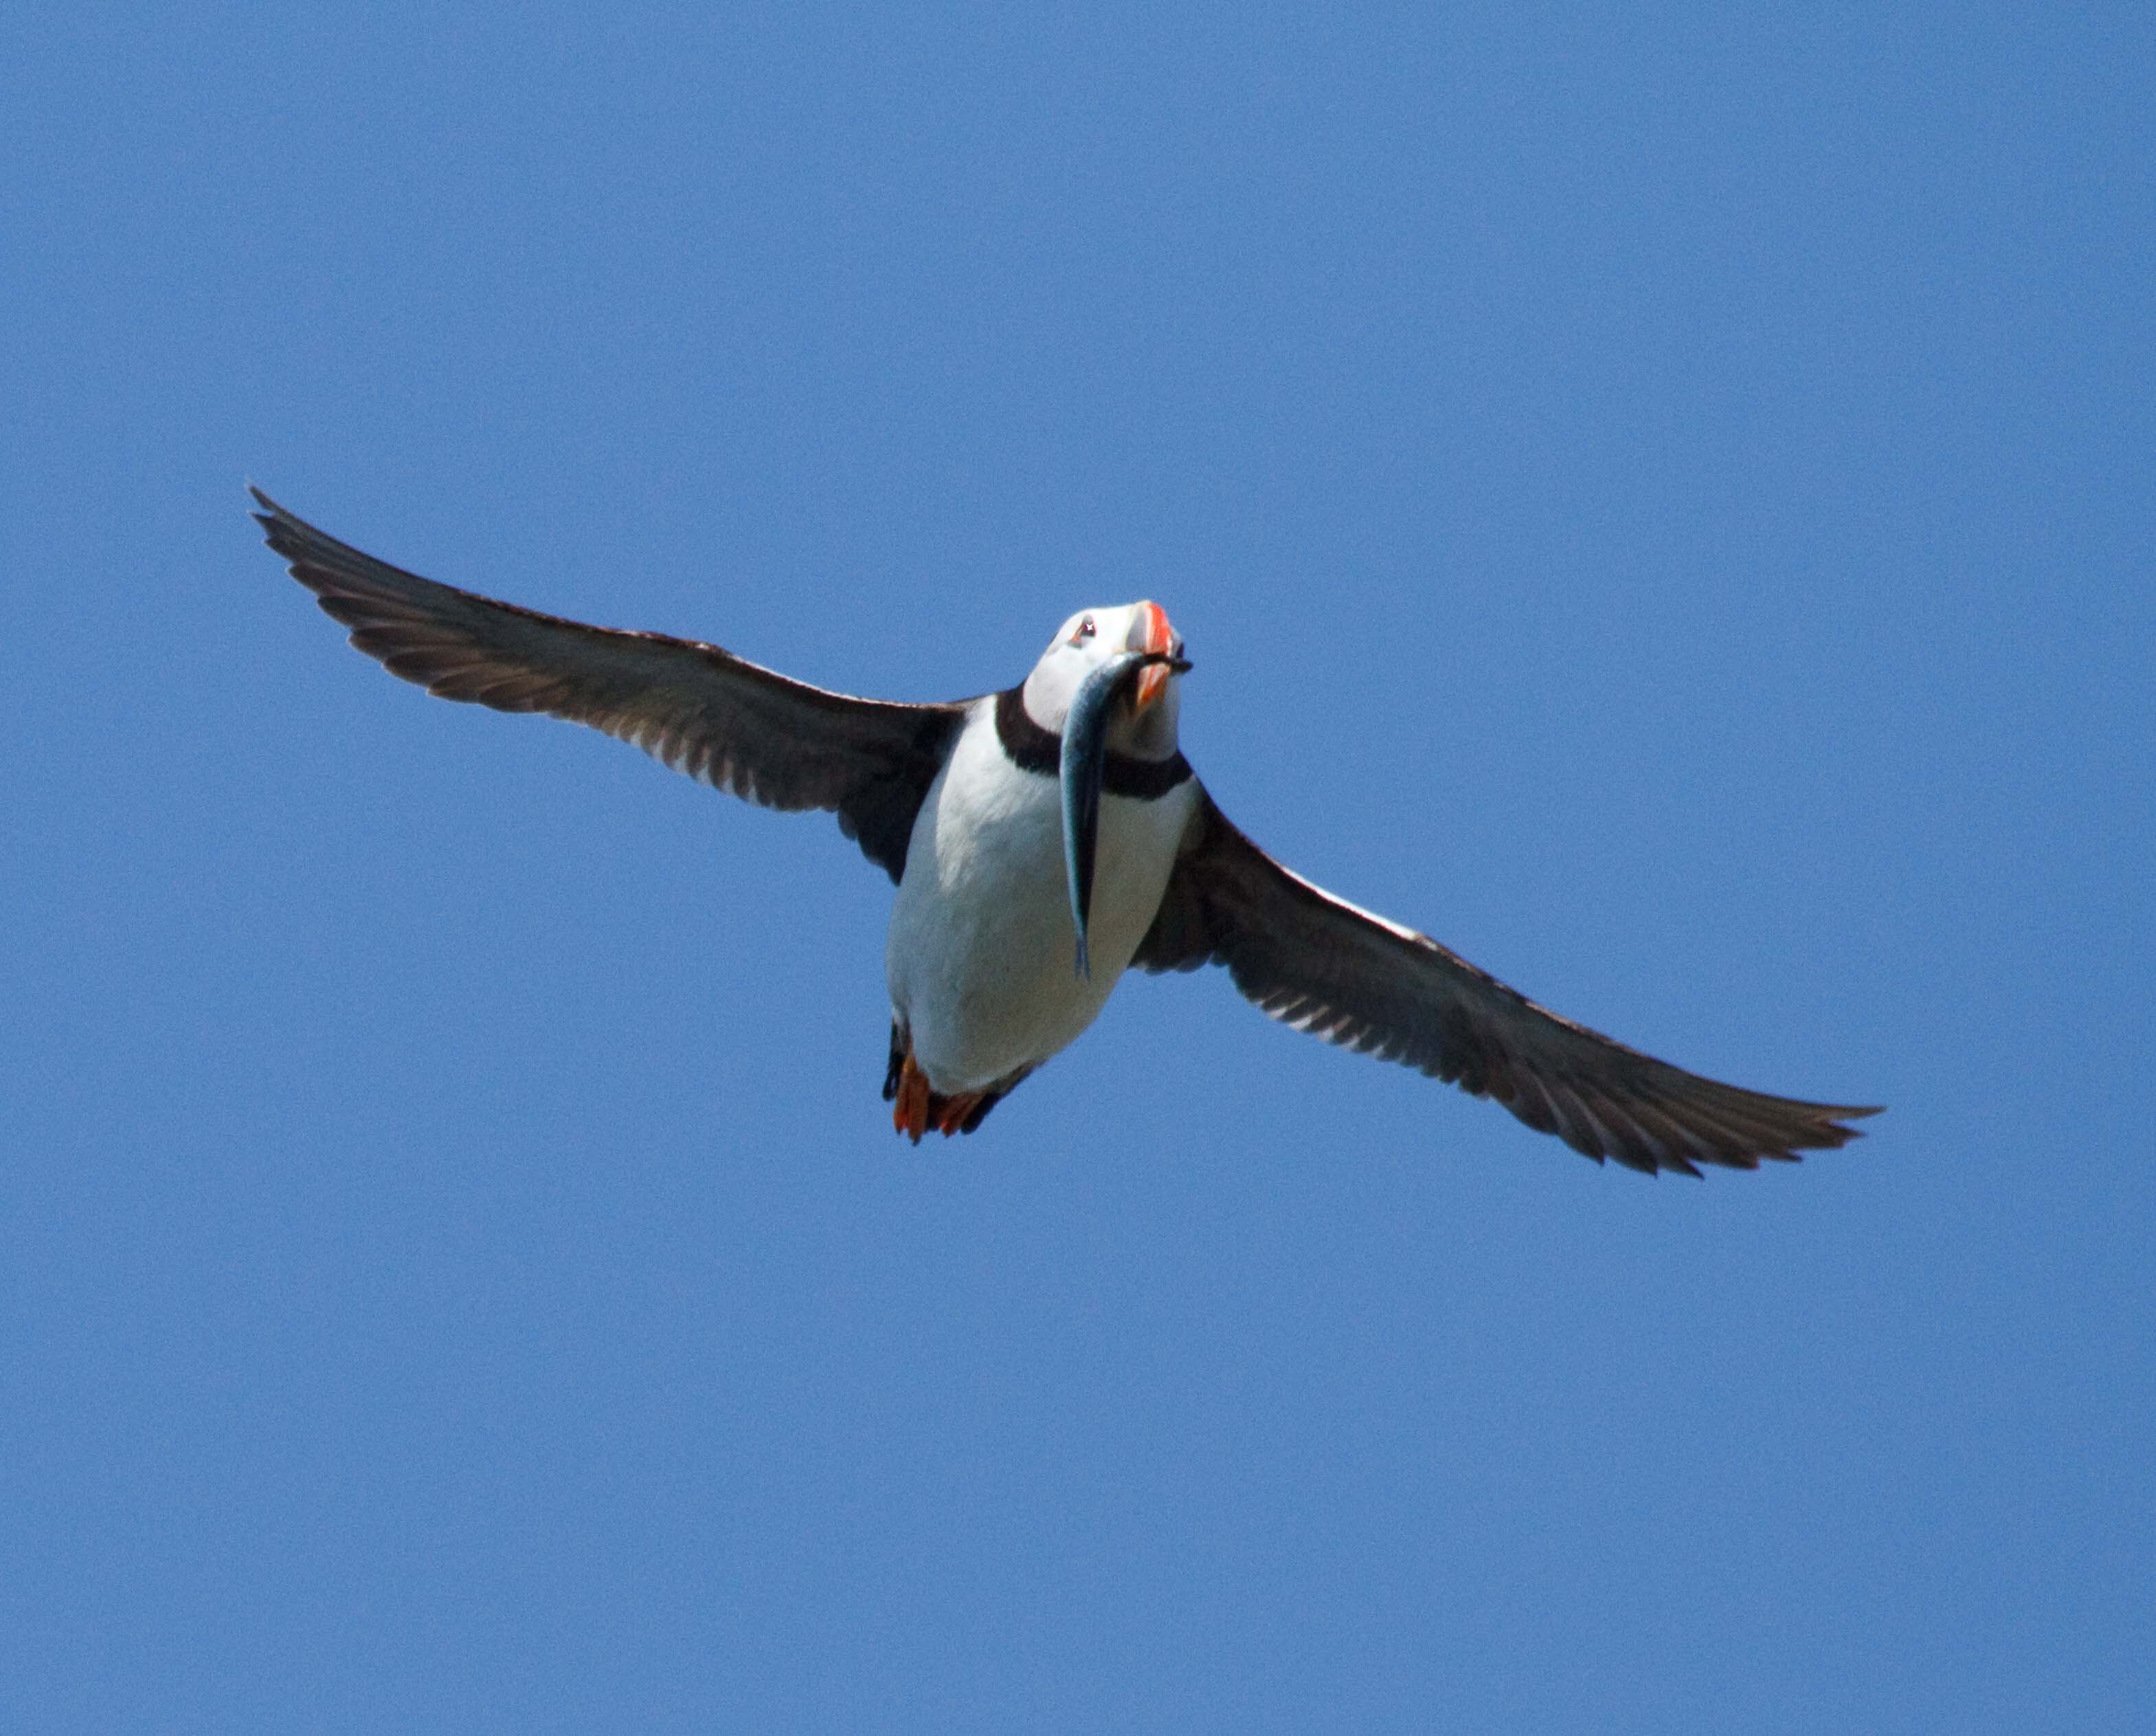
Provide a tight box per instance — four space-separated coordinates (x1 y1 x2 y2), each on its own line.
248 484 304 553
1806 1104 1886 1152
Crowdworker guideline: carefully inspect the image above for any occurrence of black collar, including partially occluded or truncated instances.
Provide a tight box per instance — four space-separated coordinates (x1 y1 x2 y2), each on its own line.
994 687 1192 800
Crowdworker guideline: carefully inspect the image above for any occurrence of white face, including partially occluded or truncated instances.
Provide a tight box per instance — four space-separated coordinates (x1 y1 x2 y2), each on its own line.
1021 601 1187 756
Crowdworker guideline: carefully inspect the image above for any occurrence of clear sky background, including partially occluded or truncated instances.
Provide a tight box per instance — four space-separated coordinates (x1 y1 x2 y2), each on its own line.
4 4 2150 1731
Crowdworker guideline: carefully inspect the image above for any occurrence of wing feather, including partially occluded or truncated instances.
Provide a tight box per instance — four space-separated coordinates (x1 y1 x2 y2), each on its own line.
1134 790 1880 1173
254 490 966 882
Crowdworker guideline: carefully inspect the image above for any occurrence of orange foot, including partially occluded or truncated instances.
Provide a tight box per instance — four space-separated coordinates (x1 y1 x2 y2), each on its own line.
889 1049 991 1143
934 1091 987 1137
892 1051 931 1144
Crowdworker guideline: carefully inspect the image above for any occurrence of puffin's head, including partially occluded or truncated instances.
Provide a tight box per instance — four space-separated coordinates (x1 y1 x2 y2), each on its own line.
1022 601 1188 757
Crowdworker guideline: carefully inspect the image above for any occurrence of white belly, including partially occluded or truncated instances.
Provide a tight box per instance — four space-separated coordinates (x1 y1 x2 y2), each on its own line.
886 709 1197 1093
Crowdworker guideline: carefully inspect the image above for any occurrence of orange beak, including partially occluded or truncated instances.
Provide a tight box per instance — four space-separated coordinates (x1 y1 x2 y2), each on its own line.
1133 601 1177 713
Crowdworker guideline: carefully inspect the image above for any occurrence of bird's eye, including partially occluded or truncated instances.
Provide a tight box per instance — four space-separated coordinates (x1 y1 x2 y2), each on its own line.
1075 616 1095 643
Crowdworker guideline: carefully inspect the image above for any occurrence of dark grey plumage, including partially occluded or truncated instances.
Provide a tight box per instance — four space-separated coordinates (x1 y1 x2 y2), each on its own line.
1135 793 1878 1174
252 489 963 882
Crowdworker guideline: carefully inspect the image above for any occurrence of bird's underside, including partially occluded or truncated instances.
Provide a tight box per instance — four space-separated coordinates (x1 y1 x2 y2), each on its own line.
254 488 1881 1175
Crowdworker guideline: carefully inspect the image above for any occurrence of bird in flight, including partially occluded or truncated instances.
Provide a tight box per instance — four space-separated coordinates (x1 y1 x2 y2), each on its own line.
254 489 1878 1174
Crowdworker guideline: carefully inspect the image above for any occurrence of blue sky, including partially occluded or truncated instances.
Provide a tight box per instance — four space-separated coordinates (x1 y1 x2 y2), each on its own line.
4 3 2151 1729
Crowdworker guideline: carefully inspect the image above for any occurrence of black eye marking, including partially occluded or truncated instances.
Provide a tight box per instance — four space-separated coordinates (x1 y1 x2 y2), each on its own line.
1075 616 1096 643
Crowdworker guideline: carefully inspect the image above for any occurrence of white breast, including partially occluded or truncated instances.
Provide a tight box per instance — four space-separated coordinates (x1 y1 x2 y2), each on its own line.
885 702 1198 1094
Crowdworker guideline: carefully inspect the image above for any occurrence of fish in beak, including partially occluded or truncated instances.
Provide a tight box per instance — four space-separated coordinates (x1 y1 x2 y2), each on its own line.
1059 642 1192 979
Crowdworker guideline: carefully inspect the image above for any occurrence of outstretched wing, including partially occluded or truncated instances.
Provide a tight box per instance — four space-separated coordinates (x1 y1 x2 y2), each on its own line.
1135 789 1880 1175
254 489 967 882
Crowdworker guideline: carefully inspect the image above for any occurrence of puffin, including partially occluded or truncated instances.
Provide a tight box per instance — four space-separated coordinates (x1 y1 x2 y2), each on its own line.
253 489 1880 1174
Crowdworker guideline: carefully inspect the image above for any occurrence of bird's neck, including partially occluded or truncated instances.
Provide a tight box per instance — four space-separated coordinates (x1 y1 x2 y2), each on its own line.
992 688 1193 799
